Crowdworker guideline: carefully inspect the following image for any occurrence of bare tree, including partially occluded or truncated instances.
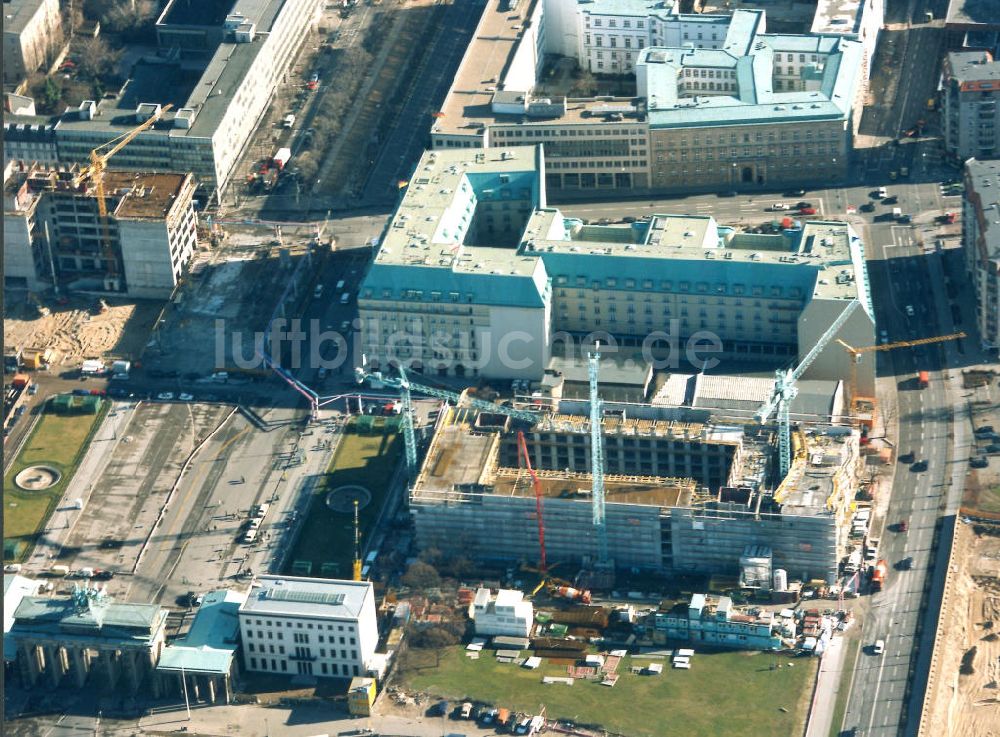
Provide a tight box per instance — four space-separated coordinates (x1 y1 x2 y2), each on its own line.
76 37 121 80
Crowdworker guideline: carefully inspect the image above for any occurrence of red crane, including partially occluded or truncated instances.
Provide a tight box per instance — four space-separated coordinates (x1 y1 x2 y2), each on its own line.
517 431 547 574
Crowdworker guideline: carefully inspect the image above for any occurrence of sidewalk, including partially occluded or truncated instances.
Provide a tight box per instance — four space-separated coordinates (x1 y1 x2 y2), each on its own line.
804 635 849 737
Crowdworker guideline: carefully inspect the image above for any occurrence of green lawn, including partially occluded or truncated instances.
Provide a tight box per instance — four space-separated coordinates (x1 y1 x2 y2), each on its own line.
401 645 816 737
284 419 401 578
3 400 107 561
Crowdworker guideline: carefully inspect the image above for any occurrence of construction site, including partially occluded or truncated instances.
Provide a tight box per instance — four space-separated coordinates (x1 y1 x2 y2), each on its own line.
921 521 1000 737
410 398 861 586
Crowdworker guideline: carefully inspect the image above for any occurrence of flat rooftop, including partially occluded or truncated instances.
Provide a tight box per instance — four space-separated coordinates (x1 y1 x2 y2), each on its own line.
160 0 234 26
946 0 1000 29
433 0 534 137
967 158 1000 262
810 0 870 36
106 172 191 219
240 576 372 620
3 0 50 35
157 588 245 675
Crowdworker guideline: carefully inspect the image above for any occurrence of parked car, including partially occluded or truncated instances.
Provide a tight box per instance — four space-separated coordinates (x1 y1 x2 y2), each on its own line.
798 207 817 215
970 456 989 468
795 201 813 209
769 202 788 211
860 202 876 212
873 639 885 655
883 195 899 205
157 392 175 400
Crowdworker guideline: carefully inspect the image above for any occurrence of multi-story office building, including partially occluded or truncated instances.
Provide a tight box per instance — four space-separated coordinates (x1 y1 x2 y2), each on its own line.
943 52 1000 161
962 158 1000 348
359 146 876 393
238 576 378 680
810 0 884 83
432 0 865 193
4 164 198 296
2 0 63 86
3 0 321 203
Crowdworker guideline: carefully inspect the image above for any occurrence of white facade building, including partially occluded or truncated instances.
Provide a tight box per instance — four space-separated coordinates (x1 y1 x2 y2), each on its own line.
470 588 534 637
238 576 378 680
963 159 1000 348
943 52 1000 161
810 0 884 81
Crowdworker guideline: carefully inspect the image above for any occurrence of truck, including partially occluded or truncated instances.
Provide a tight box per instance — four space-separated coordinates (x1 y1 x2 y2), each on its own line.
4 348 23 373
111 360 131 379
918 370 930 388
871 559 888 592
273 147 292 169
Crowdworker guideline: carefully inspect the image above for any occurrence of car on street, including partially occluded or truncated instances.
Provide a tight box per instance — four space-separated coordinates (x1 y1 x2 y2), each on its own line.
896 557 913 571
976 425 994 435
179 393 194 401
860 202 875 212
94 570 114 580
880 330 889 344
28 384 38 395
898 214 912 224
769 203 788 211
882 195 898 205
873 639 885 655
799 207 817 215
157 392 175 400
971 456 989 468
911 459 928 472
784 189 806 197
795 201 813 209
905 305 915 317
877 186 888 198
898 519 908 533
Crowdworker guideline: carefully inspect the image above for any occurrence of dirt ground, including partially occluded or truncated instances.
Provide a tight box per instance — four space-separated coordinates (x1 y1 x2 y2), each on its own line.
923 522 1000 737
2 294 160 366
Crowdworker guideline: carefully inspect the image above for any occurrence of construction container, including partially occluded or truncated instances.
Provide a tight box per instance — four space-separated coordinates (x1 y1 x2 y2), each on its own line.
11 373 30 389
348 676 376 716
22 348 52 370
549 605 609 629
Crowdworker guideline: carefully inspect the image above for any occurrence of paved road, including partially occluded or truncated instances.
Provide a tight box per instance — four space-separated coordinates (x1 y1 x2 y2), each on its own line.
837 218 985 737
360 0 482 204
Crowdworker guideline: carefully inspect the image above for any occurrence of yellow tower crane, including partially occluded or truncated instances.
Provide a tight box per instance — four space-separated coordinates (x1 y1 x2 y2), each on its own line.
836 332 965 420
352 499 363 582
76 104 173 290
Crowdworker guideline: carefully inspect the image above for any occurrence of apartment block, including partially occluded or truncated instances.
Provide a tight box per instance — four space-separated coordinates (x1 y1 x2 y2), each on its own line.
4 164 198 297
962 158 1000 347
943 52 1000 161
3 0 321 203
359 146 876 394
238 576 378 680
2 0 63 86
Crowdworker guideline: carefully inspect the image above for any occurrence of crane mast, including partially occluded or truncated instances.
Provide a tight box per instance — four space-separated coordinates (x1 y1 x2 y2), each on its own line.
352 499 363 582
588 346 609 567
354 362 540 478
757 300 861 478
517 431 547 574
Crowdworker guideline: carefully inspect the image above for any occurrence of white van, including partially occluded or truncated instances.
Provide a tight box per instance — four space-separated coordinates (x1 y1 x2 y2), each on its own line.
253 503 270 519
878 186 888 198
242 528 258 544
283 114 296 128
336 279 345 290
892 207 903 219
340 292 350 304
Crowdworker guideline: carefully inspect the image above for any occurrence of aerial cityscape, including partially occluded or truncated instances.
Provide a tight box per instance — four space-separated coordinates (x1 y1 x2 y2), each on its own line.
2 0 998 735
